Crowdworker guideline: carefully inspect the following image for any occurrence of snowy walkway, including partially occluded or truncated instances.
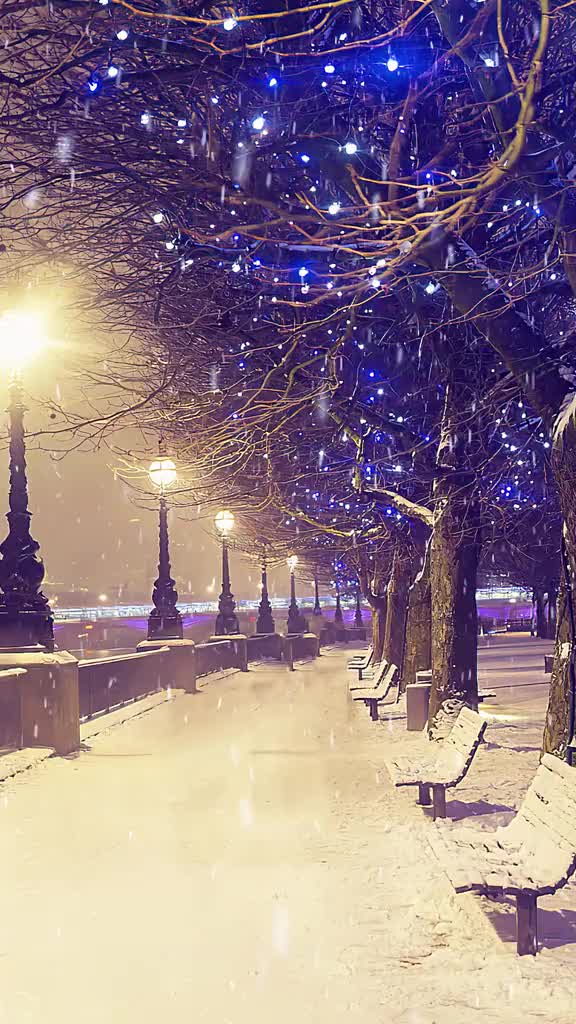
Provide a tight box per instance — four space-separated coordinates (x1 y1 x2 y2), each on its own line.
0 638 575 1024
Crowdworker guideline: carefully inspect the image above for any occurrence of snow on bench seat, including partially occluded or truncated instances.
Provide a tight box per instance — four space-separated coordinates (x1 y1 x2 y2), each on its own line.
386 707 487 818
349 658 388 692
427 753 576 955
351 663 398 719
347 647 373 679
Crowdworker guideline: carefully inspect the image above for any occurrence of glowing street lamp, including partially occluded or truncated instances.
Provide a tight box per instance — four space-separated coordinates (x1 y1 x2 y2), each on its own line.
256 548 275 634
286 554 308 634
0 310 54 648
214 509 239 634
146 455 183 640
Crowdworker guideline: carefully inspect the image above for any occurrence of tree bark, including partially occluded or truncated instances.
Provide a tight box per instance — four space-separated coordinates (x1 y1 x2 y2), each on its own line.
429 482 481 725
401 544 432 692
428 364 483 731
371 597 387 662
543 436 576 757
383 547 411 672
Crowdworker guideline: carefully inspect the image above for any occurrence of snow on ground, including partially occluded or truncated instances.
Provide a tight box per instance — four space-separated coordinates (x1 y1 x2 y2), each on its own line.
0 635 574 1023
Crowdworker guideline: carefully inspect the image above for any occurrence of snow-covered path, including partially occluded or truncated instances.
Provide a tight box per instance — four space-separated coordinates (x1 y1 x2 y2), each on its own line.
0 639 574 1023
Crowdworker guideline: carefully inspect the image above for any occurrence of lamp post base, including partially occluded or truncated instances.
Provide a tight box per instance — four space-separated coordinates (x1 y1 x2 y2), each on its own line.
215 612 240 635
147 610 183 641
287 609 309 634
0 608 54 651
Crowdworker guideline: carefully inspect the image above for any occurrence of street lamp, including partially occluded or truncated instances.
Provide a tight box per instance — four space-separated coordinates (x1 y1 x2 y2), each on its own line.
313 575 323 616
256 549 275 634
147 456 183 640
286 554 308 633
0 311 54 649
334 579 344 624
214 509 239 634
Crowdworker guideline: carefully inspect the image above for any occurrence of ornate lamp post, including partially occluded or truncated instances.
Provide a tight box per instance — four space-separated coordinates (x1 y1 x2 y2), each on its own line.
334 579 344 625
286 554 308 633
214 509 239 634
313 575 323 616
147 457 183 641
256 552 275 634
354 586 364 627
0 311 54 649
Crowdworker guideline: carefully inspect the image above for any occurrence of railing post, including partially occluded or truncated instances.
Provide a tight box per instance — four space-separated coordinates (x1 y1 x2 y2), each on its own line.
234 636 248 672
284 636 294 671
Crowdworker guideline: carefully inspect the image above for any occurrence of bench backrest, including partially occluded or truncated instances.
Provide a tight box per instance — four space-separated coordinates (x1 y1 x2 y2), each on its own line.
511 755 576 883
438 707 487 783
370 659 389 687
371 662 398 699
359 647 374 669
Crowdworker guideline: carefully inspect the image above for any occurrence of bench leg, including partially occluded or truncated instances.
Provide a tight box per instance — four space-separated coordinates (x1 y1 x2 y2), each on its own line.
516 893 538 956
432 785 446 820
418 783 432 806
368 699 378 721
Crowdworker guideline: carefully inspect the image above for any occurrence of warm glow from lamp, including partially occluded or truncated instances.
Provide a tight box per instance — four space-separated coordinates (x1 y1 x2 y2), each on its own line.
0 310 49 370
148 458 177 489
287 555 298 572
215 509 235 534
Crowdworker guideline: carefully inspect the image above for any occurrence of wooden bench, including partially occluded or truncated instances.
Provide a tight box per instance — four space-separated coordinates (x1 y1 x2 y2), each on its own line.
386 707 487 819
347 646 373 680
352 663 398 720
427 753 576 955
349 658 388 692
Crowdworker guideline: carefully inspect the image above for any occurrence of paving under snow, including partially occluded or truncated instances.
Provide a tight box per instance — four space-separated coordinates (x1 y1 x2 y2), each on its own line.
0 634 574 1024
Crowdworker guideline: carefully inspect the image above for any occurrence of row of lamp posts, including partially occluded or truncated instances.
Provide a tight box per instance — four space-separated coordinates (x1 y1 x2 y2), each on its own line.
0 310 362 650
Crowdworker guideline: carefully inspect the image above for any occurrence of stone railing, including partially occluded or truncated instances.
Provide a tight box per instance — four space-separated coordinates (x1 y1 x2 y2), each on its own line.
0 624 341 756
78 647 169 721
0 667 27 749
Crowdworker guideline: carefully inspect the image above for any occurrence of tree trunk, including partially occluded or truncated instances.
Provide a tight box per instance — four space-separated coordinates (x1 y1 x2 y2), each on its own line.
429 484 481 726
371 597 387 663
383 547 410 672
401 544 432 692
534 588 548 639
543 436 576 758
428 368 483 731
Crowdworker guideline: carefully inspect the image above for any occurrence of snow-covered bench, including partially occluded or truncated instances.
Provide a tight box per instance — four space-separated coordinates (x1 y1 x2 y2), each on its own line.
386 707 487 819
349 658 388 692
427 754 576 955
347 646 373 679
352 663 398 720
